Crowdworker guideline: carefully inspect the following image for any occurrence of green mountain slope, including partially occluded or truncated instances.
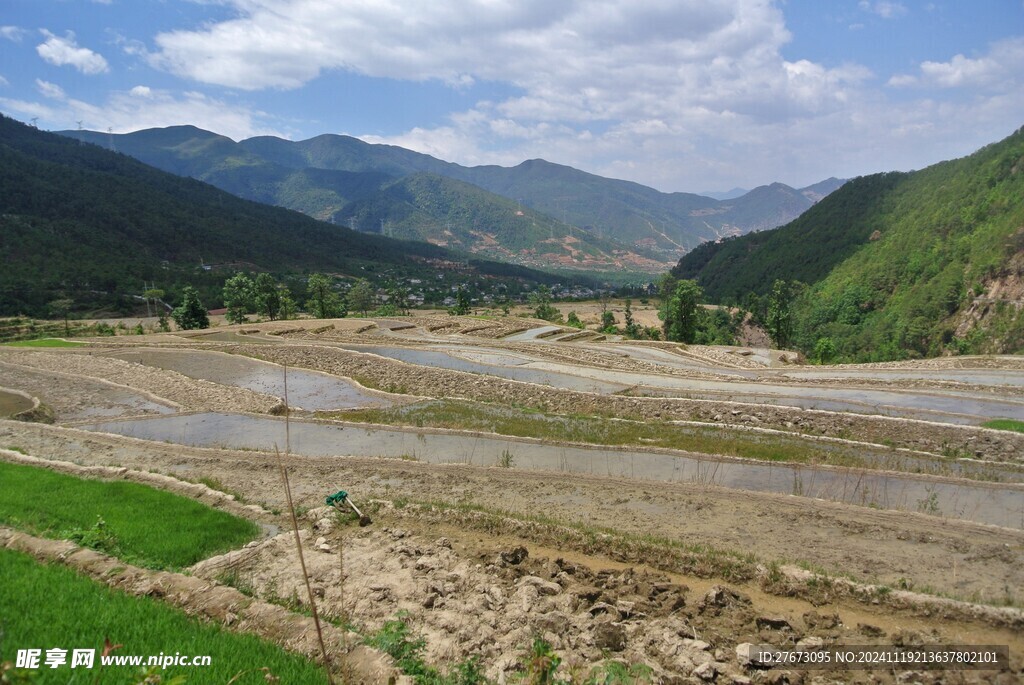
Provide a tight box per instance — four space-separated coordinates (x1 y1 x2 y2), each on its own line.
672 172 906 302
0 114 559 316
674 126 1024 360
60 127 843 268
339 173 667 272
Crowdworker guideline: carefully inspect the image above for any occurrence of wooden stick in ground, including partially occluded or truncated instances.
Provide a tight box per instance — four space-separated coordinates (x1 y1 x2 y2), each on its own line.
276 445 332 683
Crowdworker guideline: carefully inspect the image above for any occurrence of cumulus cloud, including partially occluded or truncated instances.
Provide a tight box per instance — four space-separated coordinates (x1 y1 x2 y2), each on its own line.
1 26 28 42
15 0 1016 191
888 37 1024 90
35 79 66 100
0 86 285 141
148 2 869 133
37 30 110 75
858 1 908 19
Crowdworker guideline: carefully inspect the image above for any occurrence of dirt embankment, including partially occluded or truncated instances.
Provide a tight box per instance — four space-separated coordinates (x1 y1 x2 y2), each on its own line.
0 349 282 415
5 444 1018 684
2 420 1020 612
222 344 1024 462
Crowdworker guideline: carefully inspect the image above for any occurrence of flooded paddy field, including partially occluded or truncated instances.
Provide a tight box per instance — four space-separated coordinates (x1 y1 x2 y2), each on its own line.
0 359 177 420
332 342 1024 424
4 316 1023 682
79 411 1024 528
108 348 394 411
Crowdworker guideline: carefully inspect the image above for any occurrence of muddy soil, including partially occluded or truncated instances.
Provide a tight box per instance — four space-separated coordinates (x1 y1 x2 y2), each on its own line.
0 359 177 420
5 438 1020 681
5 325 1024 682
189 505 1022 683
2 421 1020 612
0 349 281 415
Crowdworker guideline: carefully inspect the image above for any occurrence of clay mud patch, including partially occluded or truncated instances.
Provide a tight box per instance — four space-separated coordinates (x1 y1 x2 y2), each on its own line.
77 412 1024 528
0 361 176 421
339 344 629 394
0 389 33 417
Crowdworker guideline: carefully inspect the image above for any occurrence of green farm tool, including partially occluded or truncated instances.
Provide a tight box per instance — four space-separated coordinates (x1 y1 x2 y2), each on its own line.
325 490 372 526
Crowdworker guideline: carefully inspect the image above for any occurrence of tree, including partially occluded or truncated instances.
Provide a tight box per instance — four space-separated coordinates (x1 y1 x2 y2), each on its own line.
171 286 209 330
449 287 471 316
623 298 639 338
277 284 297 320
222 273 254 324
566 311 584 329
306 273 344 319
600 309 617 333
142 288 164 319
528 285 559 321
663 280 703 343
252 273 282 320
48 298 73 337
813 336 837 364
387 283 410 315
766 279 793 349
347 279 375 316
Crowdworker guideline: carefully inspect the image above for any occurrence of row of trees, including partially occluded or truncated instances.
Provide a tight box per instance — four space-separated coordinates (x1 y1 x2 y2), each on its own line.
657 275 796 349
219 272 408 324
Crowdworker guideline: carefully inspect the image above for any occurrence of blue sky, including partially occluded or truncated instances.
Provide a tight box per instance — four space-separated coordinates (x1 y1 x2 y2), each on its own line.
2 1 1022 192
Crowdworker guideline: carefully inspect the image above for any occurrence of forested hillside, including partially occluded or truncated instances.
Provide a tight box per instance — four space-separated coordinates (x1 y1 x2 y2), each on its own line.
0 115 558 316
672 126 1024 360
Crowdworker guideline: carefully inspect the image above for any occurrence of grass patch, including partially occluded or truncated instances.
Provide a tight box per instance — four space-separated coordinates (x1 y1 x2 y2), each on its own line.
1 338 85 347
0 548 328 684
325 400 870 468
326 400 1016 482
982 419 1024 433
0 462 259 570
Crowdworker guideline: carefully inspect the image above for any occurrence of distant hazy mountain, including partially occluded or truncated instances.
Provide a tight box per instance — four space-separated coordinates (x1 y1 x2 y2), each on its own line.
699 187 749 200
61 126 845 270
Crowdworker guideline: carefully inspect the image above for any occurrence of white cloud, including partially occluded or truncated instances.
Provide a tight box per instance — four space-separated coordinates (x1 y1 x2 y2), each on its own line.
36 30 110 75
0 75 8 87
888 37 1024 90
0 87 286 141
35 79 66 100
147 0 994 190
2 25 28 42
858 1 908 19
10 0 1014 192
148 1 871 128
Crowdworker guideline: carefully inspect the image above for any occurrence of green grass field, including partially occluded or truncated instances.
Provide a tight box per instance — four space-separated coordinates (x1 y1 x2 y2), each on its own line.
982 419 1024 433
1 338 85 347
0 462 259 570
0 548 327 684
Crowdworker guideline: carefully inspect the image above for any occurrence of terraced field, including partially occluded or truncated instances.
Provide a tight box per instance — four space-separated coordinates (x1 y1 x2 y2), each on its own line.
2 314 1021 683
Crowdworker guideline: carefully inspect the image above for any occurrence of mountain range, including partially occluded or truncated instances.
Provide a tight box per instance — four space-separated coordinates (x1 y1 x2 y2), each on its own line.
0 114 562 317
60 126 844 272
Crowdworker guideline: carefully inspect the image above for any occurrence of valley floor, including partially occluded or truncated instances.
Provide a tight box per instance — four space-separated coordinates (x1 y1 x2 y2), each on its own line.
1 315 1022 683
